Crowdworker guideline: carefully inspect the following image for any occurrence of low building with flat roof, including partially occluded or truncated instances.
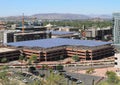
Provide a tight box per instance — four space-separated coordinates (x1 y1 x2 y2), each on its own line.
7 38 114 61
47 31 79 39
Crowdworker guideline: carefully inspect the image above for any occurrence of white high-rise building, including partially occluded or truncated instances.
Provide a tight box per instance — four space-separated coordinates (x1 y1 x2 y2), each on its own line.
114 53 120 76
113 13 120 46
113 13 120 76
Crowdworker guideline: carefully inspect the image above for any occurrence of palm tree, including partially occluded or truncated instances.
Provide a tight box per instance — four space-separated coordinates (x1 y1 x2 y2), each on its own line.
30 54 38 66
1 58 9 71
19 55 25 72
28 54 38 73
0 72 22 85
45 72 66 85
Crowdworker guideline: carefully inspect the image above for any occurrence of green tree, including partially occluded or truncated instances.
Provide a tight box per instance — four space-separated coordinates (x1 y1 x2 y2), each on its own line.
28 66 36 73
0 71 7 79
1 57 7 63
0 58 9 71
19 55 25 72
0 71 22 85
56 64 64 71
72 55 79 62
45 72 67 85
105 71 119 84
30 54 38 64
29 54 38 71
45 20 112 28
19 55 24 62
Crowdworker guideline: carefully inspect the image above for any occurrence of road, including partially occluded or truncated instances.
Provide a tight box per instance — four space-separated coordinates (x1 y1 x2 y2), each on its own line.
64 64 114 71
66 72 102 85
7 65 109 85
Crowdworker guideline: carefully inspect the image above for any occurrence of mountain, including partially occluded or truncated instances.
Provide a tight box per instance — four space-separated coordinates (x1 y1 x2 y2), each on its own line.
89 14 112 19
0 13 112 21
32 13 90 20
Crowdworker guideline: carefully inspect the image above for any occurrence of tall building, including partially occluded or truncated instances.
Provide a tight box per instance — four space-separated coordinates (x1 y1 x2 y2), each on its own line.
113 13 120 46
113 13 120 76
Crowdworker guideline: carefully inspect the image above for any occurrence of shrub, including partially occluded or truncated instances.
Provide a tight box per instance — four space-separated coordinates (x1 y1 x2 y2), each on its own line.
56 64 63 70
1 58 7 63
40 74 45 77
28 66 36 73
86 68 95 74
106 71 119 83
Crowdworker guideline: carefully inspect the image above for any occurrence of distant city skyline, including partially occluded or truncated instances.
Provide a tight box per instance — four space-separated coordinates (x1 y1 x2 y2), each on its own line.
0 0 120 17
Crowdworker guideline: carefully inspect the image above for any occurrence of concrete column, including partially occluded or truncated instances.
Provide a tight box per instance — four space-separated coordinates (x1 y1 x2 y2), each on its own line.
45 53 47 61
14 35 16 42
90 55 93 69
39 53 41 62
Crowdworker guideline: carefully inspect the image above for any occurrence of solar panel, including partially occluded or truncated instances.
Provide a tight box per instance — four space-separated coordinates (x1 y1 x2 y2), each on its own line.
7 38 112 48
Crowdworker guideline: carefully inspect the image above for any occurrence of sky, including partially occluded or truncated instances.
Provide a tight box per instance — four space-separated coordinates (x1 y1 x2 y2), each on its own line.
0 0 120 17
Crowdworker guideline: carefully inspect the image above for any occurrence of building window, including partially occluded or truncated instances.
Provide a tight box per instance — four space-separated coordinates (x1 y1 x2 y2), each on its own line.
115 57 118 60
115 62 118 65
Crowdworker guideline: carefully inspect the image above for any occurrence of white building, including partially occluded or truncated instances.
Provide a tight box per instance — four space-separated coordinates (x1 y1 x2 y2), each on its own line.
113 13 120 76
0 30 20 44
114 53 120 76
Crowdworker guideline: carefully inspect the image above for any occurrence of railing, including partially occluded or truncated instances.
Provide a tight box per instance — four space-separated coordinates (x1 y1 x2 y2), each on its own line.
95 77 105 85
64 62 114 67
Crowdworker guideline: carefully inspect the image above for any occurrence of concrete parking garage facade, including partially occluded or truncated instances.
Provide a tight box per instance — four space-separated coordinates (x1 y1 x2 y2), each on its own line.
7 38 114 61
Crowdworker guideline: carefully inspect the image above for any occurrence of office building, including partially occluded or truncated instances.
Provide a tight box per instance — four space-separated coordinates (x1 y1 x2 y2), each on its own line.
48 31 79 39
85 27 112 40
0 30 51 44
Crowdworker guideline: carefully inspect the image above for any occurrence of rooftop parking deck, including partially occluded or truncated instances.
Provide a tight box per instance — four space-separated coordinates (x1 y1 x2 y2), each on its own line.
0 48 18 53
7 38 112 49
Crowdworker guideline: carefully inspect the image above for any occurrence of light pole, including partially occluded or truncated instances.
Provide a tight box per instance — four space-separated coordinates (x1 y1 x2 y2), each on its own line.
92 78 94 85
86 50 93 68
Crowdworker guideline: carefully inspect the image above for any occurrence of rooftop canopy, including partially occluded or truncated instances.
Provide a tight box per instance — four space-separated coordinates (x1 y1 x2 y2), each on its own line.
7 38 112 49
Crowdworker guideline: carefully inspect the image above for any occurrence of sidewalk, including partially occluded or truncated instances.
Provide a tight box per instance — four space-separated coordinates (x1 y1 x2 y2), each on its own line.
76 67 117 77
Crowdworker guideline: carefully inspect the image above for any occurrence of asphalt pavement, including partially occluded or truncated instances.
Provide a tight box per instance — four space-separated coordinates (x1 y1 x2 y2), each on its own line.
66 72 102 85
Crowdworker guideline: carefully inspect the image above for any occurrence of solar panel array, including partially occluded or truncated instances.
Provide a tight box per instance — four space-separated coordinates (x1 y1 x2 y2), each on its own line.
7 38 112 48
